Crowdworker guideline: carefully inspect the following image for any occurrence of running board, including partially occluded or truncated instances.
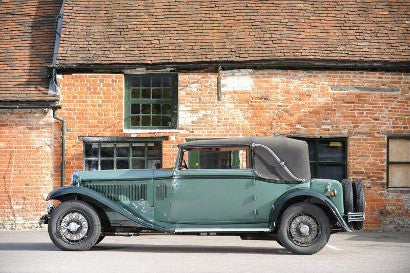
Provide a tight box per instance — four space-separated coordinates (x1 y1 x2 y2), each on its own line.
174 228 271 233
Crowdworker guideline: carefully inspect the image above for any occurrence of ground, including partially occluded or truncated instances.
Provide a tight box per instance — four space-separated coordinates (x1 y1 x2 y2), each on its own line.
0 230 409 273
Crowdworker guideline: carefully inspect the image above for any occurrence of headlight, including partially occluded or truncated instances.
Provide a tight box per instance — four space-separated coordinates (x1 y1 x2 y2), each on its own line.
71 172 80 186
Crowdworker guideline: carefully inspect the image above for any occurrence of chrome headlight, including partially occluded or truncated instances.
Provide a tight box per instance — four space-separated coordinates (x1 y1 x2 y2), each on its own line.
71 172 80 186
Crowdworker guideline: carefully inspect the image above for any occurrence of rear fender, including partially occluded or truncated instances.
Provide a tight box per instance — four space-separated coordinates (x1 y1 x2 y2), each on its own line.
269 188 352 232
46 186 172 232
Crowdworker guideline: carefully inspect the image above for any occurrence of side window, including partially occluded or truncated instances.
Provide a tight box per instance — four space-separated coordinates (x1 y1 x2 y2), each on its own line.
387 136 410 188
184 147 249 169
83 140 162 170
291 137 347 181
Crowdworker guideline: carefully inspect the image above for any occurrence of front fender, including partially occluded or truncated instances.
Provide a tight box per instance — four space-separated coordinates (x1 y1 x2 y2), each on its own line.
47 186 173 232
269 188 352 232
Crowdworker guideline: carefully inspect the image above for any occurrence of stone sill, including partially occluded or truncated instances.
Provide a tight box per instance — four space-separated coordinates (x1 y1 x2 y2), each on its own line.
123 129 184 134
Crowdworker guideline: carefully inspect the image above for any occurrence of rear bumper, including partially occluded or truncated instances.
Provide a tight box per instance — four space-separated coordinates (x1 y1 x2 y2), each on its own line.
346 212 365 222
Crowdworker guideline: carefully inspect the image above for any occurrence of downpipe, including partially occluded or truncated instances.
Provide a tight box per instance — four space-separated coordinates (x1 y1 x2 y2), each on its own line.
52 107 66 187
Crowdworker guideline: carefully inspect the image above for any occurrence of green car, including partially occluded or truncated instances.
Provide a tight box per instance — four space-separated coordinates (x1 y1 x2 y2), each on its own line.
42 136 365 254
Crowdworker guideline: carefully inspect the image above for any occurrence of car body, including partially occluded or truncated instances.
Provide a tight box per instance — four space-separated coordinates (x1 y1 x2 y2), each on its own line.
43 136 365 254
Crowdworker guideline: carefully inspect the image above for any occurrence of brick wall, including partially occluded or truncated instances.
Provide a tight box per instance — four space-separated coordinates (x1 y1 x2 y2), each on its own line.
56 70 409 230
0 109 56 229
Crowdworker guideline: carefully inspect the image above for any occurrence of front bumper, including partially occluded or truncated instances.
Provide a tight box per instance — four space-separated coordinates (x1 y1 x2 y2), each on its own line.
38 204 55 226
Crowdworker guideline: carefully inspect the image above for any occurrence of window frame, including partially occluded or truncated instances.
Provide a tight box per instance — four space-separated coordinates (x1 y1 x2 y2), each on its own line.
79 137 167 171
387 135 410 189
291 136 348 181
124 73 178 130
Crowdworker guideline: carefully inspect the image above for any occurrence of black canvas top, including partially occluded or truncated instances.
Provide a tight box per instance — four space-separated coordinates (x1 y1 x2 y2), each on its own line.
180 136 311 181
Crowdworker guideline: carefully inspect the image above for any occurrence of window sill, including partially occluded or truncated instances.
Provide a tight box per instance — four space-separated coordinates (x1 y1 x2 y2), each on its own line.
124 128 184 134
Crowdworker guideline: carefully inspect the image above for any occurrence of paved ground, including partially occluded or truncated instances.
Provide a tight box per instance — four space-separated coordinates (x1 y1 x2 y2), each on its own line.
0 230 409 273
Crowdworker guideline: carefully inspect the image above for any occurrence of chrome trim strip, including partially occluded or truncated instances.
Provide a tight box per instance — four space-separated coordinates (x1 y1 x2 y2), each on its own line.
174 228 271 233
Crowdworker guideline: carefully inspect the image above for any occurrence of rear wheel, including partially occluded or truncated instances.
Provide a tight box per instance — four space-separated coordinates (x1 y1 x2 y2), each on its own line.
48 200 101 251
277 203 330 255
352 179 365 230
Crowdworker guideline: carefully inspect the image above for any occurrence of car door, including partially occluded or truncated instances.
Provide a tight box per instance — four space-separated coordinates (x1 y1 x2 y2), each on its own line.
168 168 256 224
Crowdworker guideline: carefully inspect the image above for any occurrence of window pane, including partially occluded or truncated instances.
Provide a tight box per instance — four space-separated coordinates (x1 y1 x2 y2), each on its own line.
318 141 345 162
162 88 172 99
131 77 140 87
152 76 162 87
152 89 161 99
317 165 344 181
132 159 145 169
389 139 410 162
85 160 98 171
100 143 114 157
141 88 151 99
163 76 171 87
152 116 161 126
85 143 98 158
142 77 151 87
141 104 151 114
162 104 171 115
389 164 410 187
131 104 140 114
147 159 162 169
132 143 145 157
307 141 316 161
162 116 171 126
152 104 161 114
147 142 161 157
187 148 246 169
131 116 140 126
101 159 114 170
116 143 129 157
116 159 130 169
131 89 140 98
141 116 151 126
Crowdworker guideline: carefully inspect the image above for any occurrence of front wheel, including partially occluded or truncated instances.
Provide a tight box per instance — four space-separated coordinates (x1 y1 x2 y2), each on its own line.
277 203 331 255
48 200 101 251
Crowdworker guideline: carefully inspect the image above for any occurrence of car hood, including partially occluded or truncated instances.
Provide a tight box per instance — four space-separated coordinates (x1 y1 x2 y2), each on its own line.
75 169 173 182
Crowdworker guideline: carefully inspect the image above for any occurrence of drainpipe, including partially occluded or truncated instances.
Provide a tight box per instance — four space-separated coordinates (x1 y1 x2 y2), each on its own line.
52 107 66 187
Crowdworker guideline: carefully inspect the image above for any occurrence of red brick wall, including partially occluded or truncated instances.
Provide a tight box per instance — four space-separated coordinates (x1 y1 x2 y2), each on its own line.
0 109 56 229
56 70 409 230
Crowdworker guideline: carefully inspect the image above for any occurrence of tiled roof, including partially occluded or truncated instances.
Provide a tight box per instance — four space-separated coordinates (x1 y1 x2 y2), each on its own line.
57 0 409 66
0 0 61 102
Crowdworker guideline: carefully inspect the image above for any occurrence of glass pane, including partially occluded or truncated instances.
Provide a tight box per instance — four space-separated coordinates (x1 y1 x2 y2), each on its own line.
132 159 145 169
131 89 140 99
162 104 171 115
147 142 161 157
142 116 151 126
152 116 161 126
152 76 162 87
116 143 129 157
132 143 145 157
142 76 151 87
101 159 114 170
152 89 161 99
310 162 315 177
131 77 140 87
85 160 98 171
84 143 98 158
131 116 140 126
100 143 114 157
388 164 410 187
152 104 161 114
141 104 151 114
162 116 171 127
307 141 316 161
131 104 140 114
318 141 345 162
162 88 172 99
141 88 151 98
389 139 410 162
116 159 130 169
317 165 344 181
163 76 171 87
147 159 162 169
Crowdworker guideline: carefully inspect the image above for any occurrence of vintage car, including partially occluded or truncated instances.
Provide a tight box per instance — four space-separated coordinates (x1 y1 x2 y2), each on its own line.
42 136 365 254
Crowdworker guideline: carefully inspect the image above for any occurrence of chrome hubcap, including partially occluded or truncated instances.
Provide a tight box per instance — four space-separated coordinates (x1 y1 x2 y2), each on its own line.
288 214 320 247
59 212 89 242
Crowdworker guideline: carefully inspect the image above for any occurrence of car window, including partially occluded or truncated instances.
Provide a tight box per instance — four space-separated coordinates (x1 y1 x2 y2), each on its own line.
182 147 249 169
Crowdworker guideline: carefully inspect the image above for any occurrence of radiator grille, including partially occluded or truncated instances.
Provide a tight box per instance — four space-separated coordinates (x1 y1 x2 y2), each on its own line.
156 184 167 200
83 183 147 201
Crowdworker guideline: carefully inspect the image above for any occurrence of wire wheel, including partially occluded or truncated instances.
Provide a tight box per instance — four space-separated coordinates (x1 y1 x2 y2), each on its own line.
288 214 320 247
58 211 90 243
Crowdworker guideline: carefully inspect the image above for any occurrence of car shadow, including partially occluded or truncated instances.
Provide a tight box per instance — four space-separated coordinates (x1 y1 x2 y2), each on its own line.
344 231 410 244
0 242 291 255
92 243 292 255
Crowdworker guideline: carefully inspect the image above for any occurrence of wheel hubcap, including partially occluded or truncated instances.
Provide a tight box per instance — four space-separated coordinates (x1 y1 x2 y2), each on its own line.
59 212 89 242
288 214 320 247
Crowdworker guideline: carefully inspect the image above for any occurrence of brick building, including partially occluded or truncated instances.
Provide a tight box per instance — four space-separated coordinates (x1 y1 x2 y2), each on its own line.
0 0 409 230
